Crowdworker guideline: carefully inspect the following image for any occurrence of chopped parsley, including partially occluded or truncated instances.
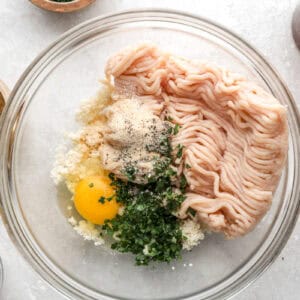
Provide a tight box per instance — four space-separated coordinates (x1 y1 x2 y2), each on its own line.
104 162 185 265
180 174 188 192
173 124 181 135
123 165 136 181
145 123 182 157
88 182 94 188
98 196 106 204
187 207 197 217
176 144 184 158
165 115 173 122
185 163 191 169
166 123 181 135
146 132 172 157
98 195 114 204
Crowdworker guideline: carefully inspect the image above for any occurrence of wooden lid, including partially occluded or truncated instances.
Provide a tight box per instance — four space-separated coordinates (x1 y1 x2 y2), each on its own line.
30 0 95 13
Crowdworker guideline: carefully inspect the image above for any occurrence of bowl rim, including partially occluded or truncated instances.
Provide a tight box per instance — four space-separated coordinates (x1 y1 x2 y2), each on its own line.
30 0 95 13
0 8 299 300
0 255 3 290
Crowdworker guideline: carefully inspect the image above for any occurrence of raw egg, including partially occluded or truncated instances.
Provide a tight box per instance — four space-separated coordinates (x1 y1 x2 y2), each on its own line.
74 175 119 225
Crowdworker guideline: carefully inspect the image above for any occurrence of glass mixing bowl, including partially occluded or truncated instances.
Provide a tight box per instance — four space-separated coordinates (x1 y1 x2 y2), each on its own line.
0 256 2 291
0 9 299 300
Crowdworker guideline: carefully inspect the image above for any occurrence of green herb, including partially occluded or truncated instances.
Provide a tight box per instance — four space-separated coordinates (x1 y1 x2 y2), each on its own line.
106 195 114 202
176 144 184 158
187 207 197 217
123 165 136 181
146 134 172 157
99 195 114 204
164 188 185 212
173 124 181 135
185 163 191 169
158 135 172 156
104 158 186 265
166 123 180 135
180 174 187 191
98 196 106 204
88 182 94 188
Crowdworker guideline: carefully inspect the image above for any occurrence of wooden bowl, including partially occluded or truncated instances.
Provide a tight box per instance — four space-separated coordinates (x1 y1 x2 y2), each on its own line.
30 0 95 13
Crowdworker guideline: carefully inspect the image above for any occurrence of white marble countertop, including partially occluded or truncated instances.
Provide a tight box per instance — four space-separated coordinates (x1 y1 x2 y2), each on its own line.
0 1 299 299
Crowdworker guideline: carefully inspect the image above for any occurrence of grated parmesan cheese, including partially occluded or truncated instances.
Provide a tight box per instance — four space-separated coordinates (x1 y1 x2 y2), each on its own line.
76 82 112 124
51 84 111 194
68 216 77 226
73 220 104 246
181 219 205 251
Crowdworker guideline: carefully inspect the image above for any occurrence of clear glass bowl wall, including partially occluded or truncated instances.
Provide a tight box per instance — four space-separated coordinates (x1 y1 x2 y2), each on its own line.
0 9 299 300
0 257 2 290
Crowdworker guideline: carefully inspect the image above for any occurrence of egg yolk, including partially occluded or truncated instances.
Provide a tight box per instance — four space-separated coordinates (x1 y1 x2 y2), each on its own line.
74 175 119 225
